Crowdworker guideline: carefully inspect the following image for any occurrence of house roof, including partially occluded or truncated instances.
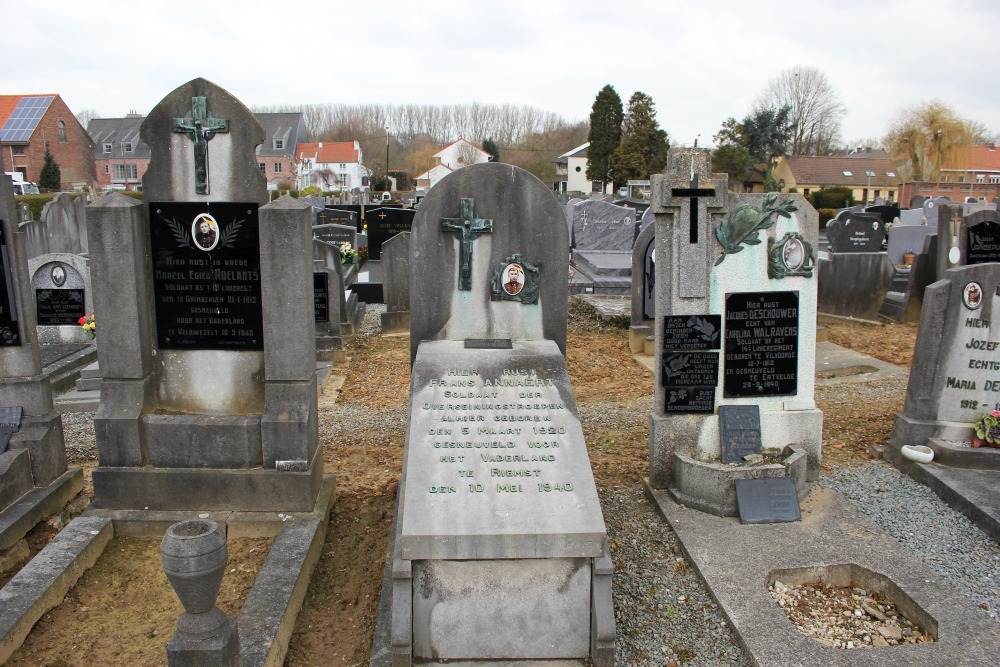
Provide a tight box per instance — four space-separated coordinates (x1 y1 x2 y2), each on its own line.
256 113 305 157
88 116 149 158
415 164 453 180
298 141 360 164
782 155 898 187
556 142 590 162
0 95 56 143
941 145 1000 173
433 138 489 159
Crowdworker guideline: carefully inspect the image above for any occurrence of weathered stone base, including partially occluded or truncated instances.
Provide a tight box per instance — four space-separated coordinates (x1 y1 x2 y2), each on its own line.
91 448 323 512
888 413 973 451
650 408 823 489
380 310 410 336
0 467 83 551
628 323 651 354
667 445 809 516
167 614 241 667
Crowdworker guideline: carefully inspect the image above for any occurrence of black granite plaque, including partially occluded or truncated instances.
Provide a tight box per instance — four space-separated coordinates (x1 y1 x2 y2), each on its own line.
316 208 357 227
966 220 1000 265
825 212 884 253
313 223 355 246
664 386 715 413
662 315 721 350
314 273 329 323
642 238 655 320
719 404 762 463
724 291 798 397
365 206 415 260
0 405 21 453
150 202 263 350
661 352 719 387
464 338 513 349
734 478 801 524
0 225 20 346
35 288 85 325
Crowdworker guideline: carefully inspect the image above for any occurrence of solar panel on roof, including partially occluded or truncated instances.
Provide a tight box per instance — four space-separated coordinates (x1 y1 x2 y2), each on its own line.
0 95 54 142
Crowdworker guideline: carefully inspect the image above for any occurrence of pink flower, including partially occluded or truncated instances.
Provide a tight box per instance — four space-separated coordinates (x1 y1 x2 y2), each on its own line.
992 410 1000 418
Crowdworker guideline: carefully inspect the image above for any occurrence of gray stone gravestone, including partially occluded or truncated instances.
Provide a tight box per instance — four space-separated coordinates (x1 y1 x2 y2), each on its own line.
887 224 934 265
312 222 356 250
897 208 925 226
910 195 929 209
393 162 614 665
648 148 820 511
87 78 322 512
313 240 345 363
27 253 93 344
628 220 656 353
569 199 638 295
0 177 80 548
379 230 410 335
817 211 894 320
20 193 88 260
890 262 1000 449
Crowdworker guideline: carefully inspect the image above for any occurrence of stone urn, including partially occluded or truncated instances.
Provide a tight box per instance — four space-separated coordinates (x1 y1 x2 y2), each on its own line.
160 519 230 640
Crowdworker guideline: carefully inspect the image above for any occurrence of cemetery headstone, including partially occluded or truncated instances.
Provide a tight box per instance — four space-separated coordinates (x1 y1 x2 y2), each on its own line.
734 477 802 524
312 222 356 250
890 261 1000 450
313 240 346 362
825 210 885 252
0 176 77 538
363 206 414 259
316 207 357 228
628 220 656 353
960 210 1000 265
648 147 822 491
864 204 901 226
27 253 93 343
20 193 88 259
87 78 321 512
393 162 613 665
569 199 638 295
897 208 925 226
719 405 762 463
379 230 410 334
887 224 934 265
910 195 928 209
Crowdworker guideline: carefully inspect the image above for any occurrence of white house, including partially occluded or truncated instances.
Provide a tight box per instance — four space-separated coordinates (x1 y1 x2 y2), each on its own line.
296 141 370 192
433 138 491 170
414 164 453 192
554 142 613 195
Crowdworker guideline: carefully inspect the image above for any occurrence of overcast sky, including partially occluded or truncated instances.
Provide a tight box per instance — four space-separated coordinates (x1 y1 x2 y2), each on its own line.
5 0 998 149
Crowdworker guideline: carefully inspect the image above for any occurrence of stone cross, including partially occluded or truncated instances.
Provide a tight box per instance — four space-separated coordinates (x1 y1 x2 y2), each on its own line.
173 96 229 195
671 159 716 243
440 198 493 291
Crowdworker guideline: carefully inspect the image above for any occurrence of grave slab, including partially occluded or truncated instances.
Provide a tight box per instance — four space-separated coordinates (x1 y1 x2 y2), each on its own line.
647 484 1000 666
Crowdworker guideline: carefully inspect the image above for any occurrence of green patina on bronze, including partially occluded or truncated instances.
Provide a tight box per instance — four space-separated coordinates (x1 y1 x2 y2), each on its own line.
768 232 816 279
490 253 541 304
440 198 493 291
714 192 798 266
173 97 230 195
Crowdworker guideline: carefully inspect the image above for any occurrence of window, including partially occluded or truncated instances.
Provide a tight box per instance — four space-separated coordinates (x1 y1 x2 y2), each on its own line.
104 164 110 174
865 170 876 177
113 164 138 179
842 170 853 177
273 138 284 150
274 162 282 173
958 176 965 183
103 143 113 154
338 173 349 187
122 142 133 153
990 176 1000 184
885 171 895 177
339 163 346 169
58 121 66 143
258 162 266 172
977 174 986 184
12 145 25 155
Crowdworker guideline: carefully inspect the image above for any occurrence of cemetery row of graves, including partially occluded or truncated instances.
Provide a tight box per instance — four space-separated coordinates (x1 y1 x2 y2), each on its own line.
1 78 1000 665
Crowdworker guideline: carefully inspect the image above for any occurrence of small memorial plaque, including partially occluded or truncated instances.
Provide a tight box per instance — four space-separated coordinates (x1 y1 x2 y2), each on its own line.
35 288 86 325
313 273 329 323
664 386 715 413
661 351 719 387
150 202 263 350
464 338 513 349
0 225 20 346
734 477 802 524
0 405 22 453
724 291 799 397
662 315 721 350
966 220 1000 265
719 404 762 463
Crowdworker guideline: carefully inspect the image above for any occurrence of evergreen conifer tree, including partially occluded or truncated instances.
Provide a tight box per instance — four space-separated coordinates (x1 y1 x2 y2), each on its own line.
39 146 61 191
609 92 669 183
585 85 623 189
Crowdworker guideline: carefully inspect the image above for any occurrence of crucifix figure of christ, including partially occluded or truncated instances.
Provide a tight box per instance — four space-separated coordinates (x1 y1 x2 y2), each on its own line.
440 198 493 291
670 160 716 244
173 96 230 195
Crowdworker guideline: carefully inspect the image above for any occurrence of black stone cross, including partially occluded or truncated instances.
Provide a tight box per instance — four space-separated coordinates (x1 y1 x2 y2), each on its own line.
440 198 493 291
671 172 716 244
173 96 229 195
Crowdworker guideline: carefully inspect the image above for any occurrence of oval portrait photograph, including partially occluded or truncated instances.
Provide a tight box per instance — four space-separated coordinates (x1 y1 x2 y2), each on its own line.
50 264 66 287
781 237 804 270
192 213 220 251
502 262 524 296
963 281 983 310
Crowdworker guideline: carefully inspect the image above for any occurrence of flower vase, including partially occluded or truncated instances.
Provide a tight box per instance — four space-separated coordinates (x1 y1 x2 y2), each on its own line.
972 436 986 448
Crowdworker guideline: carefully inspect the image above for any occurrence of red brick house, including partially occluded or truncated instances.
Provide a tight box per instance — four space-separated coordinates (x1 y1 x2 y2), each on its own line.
897 144 1000 204
0 94 96 191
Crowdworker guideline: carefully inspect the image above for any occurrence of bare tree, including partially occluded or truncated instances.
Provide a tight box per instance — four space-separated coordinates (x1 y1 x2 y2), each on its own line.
885 100 979 182
76 108 100 130
755 66 846 155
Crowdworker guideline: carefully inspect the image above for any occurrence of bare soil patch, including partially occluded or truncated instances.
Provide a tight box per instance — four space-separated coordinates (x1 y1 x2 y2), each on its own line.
5 306 917 665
